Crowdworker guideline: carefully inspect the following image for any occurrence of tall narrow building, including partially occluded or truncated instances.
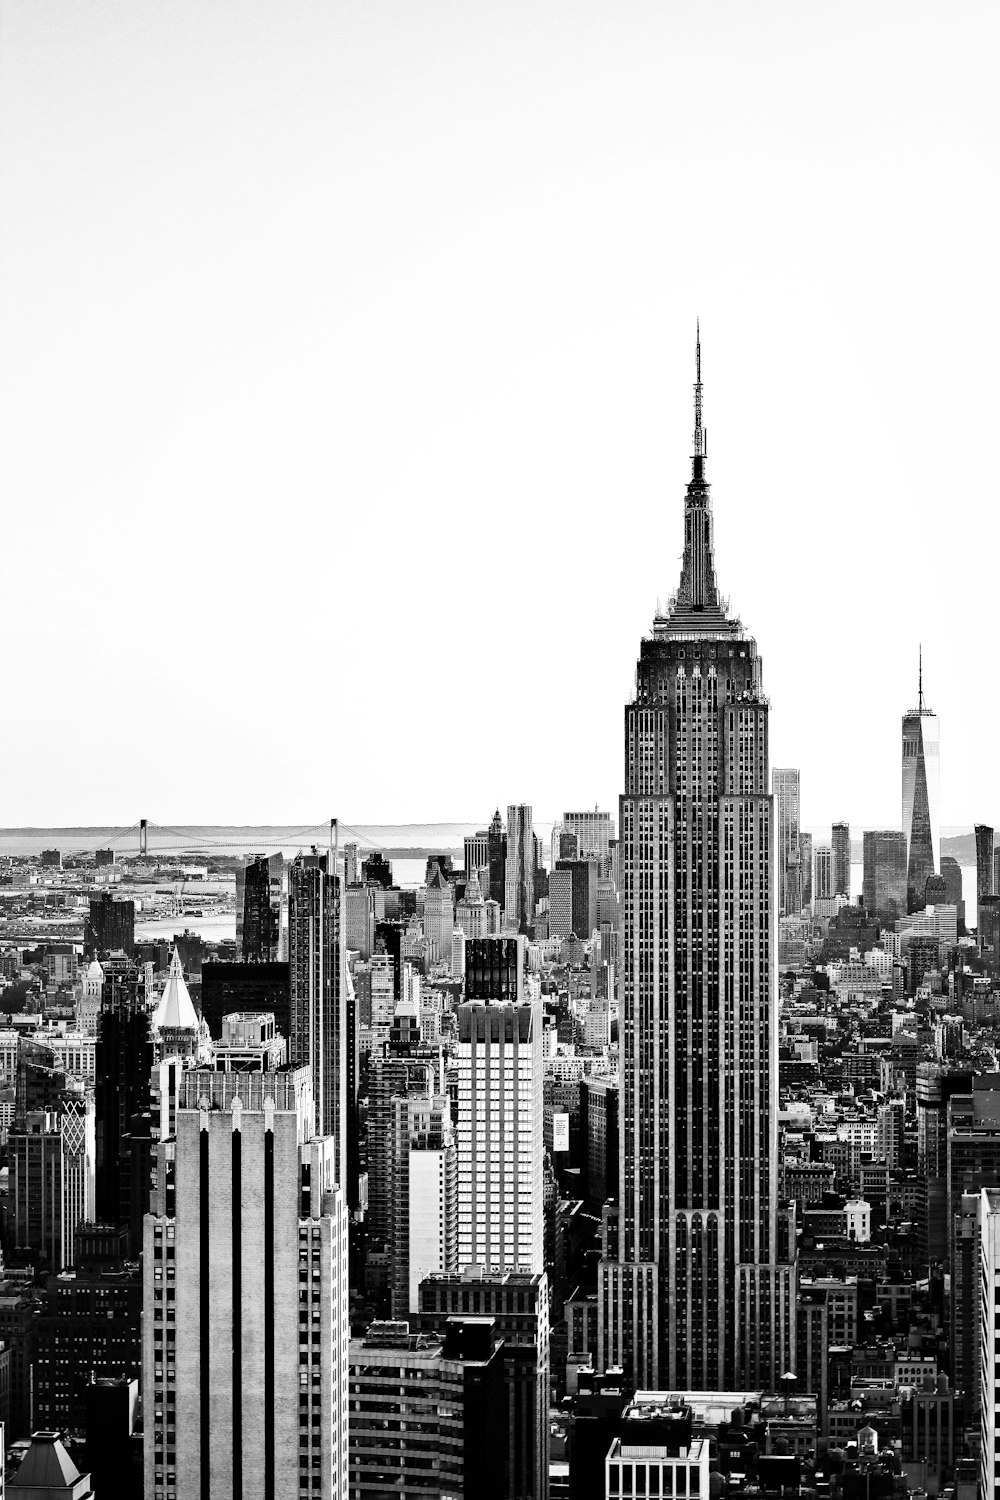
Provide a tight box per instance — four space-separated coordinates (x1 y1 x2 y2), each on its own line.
976 825 995 910
598 333 794 1390
772 769 801 916
831 821 851 901
902 651 940 912
505 805 535 934
288 850 345 1181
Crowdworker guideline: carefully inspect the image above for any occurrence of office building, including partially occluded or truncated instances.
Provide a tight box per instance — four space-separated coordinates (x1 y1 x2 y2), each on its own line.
456 868 488 940
598 335 795 1390
554 859 599 942
288 851 345 1171
487 810 507 910
903 653 941 911
34 1223 141 1434
562 811 613 862
387 1091 457 1319
548 869 574 940
142 1065 348 1500
773 768 801 916
581 1076 618 1215
84 893 135 960
505 805 535 934
419 1268 550 1500
832 821 851 900
862 830 908 921
95 962 154 1257
11 1095 95 1269
344 883 374 960
237 854 283 963
464 934 523 1003
424 861 456 963
464 831 490 882
348 1318 506 1500
200 961 290 1041
976 825 995 909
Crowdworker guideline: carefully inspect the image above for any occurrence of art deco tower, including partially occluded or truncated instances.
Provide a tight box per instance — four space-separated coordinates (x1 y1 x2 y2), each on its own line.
902 651 940 912
598 333 795 1390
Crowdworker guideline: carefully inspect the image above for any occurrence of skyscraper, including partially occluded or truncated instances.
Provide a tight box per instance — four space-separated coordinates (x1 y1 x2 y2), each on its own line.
505 805 535 934
237 853 283 963
487 810 507 909
862 829 908 920
598 334 794 1390
814 845 834 902
456 937 543 1272
831 821 851 900
977 825 995 909
903 651 941 911
142 1065 348 1500
799 831 813 910
95 962 154 1257
772 769 801 917
288 850 345 1175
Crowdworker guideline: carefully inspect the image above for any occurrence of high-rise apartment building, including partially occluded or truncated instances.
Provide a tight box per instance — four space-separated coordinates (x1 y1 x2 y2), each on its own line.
773 769 801 917
142 1065 348 1500
862 830 908 920
814 845 834 903
598 336 794 1390
237 854 283 963
456 937 542 1272
800 831 813 910
831 821 851 900
288 851 345 1173
387 1091 457 1319
903 654 941 911
562 810 613 862
505 805 535 934
977 825 995 910
548 869 574 940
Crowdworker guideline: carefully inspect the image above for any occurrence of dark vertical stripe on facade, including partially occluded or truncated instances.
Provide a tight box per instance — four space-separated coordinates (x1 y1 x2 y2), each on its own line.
264 1129 274 1500
232 1127 242 1498
200 1129 210 1500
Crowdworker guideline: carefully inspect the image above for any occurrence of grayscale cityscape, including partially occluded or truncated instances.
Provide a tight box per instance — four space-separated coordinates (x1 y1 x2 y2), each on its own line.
1 4 997 1500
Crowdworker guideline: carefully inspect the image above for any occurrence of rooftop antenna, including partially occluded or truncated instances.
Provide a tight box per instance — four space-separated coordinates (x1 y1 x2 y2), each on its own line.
693 319 705 462
919 644 924 714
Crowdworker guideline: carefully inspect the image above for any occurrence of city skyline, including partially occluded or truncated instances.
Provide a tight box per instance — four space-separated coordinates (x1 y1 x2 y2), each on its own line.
1 3 998 828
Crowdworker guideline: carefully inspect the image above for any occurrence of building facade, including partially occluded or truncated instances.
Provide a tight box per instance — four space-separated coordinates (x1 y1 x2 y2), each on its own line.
773 769 801 917
862 830 908 921
597 337 795 1390
505 806 535 934
288 851 345 1171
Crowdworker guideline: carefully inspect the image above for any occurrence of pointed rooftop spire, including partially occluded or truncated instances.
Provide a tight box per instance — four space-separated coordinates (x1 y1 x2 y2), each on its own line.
692 319 706 480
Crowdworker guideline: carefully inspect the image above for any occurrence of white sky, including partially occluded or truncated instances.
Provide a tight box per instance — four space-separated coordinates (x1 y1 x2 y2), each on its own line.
0 1 997 832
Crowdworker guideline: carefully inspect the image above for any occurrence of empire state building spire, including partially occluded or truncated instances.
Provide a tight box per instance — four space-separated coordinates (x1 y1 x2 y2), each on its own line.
659 326 733 635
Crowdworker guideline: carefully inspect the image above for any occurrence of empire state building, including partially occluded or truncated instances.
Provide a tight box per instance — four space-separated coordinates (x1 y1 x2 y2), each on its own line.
598 335 795 1390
